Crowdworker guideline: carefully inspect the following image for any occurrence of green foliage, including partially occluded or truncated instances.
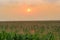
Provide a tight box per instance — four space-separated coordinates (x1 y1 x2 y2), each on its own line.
0 31 55 40
0 22 60 40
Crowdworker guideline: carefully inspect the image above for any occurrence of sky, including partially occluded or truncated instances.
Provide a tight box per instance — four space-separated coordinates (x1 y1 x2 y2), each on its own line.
0 0 60 21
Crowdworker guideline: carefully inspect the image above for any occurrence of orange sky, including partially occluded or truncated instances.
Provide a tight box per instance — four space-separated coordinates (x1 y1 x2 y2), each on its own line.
0 1 60 21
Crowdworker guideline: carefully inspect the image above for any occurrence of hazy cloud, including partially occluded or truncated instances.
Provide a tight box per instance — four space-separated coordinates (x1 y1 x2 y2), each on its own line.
0 0 60 4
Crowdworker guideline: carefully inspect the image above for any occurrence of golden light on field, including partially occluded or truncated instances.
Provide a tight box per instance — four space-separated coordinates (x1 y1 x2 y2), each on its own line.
27 8 31 12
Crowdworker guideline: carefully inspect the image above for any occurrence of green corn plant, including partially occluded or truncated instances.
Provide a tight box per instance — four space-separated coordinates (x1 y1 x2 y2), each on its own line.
42 32 55 40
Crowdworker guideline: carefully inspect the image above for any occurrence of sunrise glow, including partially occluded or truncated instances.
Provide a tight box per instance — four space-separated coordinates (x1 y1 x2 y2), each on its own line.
27 8 31 12
0 0 60 21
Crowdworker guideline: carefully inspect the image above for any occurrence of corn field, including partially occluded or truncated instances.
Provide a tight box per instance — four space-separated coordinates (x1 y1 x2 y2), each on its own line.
0 21 60 40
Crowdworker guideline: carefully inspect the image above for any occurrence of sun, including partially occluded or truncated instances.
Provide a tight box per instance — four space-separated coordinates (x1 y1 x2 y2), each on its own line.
27 8 31 12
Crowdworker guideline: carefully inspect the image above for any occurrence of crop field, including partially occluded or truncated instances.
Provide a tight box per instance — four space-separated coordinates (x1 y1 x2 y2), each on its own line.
0 21 60 40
